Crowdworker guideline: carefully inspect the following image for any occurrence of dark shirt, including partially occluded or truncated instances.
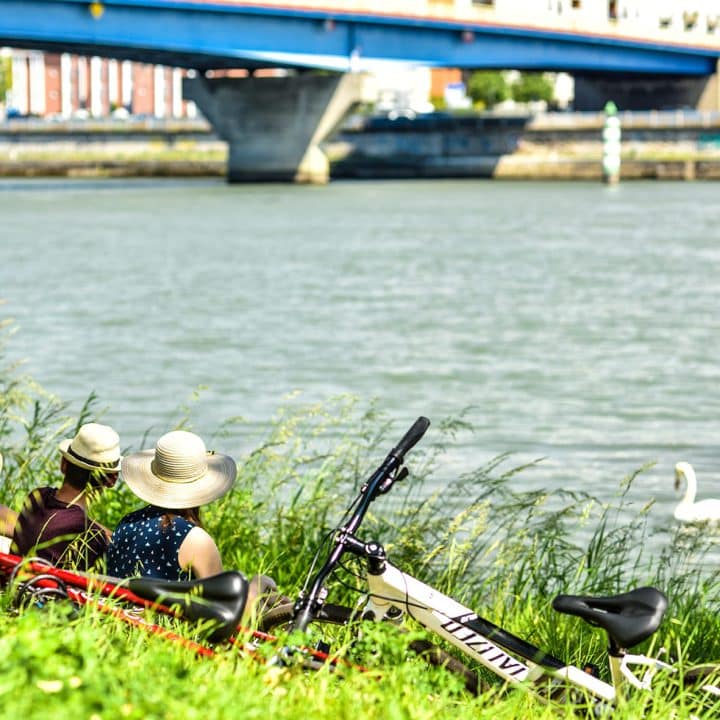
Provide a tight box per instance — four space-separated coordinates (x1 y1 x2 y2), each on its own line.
11 487 108 570
106 505 195 581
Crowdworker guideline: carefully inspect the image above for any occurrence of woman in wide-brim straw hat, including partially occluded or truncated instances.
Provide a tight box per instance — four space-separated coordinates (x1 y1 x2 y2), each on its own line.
107 430 236 581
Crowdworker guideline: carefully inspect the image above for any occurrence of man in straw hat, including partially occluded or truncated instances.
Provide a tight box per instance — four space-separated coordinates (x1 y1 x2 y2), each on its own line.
10 422 121 570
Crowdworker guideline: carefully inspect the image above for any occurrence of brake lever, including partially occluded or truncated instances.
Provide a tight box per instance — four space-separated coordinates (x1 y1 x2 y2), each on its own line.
378 466 409 494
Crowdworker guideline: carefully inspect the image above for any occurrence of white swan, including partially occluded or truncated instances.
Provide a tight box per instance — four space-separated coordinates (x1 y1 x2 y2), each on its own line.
674 462 720 523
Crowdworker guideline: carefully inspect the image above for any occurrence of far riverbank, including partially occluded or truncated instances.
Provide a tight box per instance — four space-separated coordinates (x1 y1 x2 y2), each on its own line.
1 111 719 180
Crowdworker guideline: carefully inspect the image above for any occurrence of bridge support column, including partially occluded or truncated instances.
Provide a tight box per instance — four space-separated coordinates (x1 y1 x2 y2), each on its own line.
183 73 365 183
697 60 720 112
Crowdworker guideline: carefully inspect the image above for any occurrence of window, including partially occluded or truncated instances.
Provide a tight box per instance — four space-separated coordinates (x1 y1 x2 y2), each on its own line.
608 1 617 21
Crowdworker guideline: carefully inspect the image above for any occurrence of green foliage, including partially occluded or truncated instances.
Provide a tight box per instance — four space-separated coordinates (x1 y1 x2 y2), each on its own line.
511 72 554 104
466 71 554 109
466 71 510 109
0 56 11 104
0 315 82 510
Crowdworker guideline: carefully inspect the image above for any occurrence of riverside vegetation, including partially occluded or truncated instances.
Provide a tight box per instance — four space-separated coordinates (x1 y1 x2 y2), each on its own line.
0 325 719 719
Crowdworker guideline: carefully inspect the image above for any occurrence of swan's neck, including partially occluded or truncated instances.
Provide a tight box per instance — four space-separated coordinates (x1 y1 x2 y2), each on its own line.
680 470 697 505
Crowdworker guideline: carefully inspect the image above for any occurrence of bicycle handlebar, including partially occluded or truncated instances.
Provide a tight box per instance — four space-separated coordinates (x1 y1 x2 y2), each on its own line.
290 417 430 632
347 416 430 535
391 416 430 462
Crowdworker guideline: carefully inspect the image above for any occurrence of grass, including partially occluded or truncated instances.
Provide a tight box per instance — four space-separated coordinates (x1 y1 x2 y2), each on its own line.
1 318 720 718
2 144 719 173
0 143 227 164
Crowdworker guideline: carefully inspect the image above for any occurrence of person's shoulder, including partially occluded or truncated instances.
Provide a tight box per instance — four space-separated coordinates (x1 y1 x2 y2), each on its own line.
181 526 218 553
19 487 55 510
178 526 222 577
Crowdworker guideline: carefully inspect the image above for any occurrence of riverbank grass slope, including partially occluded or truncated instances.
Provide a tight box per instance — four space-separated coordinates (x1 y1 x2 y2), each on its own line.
0 340 719 718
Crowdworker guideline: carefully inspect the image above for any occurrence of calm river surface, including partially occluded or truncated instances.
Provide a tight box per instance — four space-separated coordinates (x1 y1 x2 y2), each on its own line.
1 178 718 527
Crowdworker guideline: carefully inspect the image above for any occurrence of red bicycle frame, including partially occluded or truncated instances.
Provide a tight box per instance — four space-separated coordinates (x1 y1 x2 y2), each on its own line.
0 551 331 665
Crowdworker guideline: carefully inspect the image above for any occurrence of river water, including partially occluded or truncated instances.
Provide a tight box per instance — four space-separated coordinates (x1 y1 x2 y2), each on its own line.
1 177 719 528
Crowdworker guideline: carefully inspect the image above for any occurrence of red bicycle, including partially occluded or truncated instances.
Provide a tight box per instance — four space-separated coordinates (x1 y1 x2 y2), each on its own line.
0 551 335 667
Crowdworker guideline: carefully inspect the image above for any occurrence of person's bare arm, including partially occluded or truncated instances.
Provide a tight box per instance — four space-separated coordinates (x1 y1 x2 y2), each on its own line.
0 504 17 538
178 526 223 578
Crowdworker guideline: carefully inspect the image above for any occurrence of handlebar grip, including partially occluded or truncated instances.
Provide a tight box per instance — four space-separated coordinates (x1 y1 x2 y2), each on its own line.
392 416 430 460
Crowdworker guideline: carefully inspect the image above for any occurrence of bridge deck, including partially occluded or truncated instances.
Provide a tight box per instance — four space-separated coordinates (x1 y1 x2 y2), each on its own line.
1 0 719 74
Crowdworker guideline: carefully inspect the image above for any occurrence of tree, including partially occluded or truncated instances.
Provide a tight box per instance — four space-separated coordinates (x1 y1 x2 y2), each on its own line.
0 56 12 104
511 73 554 104
466 71 510 109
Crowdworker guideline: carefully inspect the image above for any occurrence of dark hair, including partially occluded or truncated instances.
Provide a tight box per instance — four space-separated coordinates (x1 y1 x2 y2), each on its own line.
160 507 202 532
63 462 92 490
63 461 116 491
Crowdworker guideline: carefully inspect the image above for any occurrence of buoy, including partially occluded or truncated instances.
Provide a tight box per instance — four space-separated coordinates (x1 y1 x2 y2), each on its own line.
602 100 621 184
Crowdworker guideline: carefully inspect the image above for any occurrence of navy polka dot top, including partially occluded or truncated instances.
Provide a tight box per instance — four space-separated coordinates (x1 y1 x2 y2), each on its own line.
107 505 195 580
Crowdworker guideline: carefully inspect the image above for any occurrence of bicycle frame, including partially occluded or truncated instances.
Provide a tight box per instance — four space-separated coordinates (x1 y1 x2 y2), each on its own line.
0 551 221 656
288 416 679 707
346 540 673 704
0 551 336 668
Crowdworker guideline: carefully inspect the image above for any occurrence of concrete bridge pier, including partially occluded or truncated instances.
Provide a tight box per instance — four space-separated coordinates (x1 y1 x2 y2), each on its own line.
698 60 720 112
183 73 365 183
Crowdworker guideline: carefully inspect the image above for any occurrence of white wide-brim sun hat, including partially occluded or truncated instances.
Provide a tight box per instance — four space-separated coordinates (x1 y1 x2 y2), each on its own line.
58 422 122 473
121 430 236 510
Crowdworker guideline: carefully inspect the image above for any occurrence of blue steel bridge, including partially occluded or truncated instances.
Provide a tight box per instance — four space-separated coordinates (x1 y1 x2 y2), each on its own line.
3 0 720 182
2 0 720 75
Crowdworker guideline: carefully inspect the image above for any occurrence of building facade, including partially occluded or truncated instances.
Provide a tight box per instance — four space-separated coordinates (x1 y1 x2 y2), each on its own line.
4 49 194 119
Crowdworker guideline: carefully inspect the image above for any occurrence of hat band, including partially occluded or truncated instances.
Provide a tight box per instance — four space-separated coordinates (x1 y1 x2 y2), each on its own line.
67 445 119 470
151 459 207 485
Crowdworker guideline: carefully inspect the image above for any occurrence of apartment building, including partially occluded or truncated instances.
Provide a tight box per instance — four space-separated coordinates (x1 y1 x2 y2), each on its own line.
4 50 193 119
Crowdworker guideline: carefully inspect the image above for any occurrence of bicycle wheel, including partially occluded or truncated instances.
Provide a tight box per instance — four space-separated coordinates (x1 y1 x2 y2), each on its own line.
653 663 720 717
683 663 720 711
683 663 720 689
260 602 480 695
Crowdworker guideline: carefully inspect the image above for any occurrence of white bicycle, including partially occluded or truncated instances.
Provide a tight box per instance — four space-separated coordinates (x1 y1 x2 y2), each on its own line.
262 417 720 711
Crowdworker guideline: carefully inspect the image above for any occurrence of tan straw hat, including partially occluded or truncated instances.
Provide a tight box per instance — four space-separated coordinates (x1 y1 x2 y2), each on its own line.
121 431 236 510
58 423 121 473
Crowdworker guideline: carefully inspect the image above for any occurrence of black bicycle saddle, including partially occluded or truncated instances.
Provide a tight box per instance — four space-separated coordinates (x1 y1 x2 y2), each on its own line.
552 586 668 650
127 570 249 642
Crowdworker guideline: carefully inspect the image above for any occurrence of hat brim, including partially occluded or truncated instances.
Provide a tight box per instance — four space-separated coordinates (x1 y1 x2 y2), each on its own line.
58 438 122 473
121 449 236 510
